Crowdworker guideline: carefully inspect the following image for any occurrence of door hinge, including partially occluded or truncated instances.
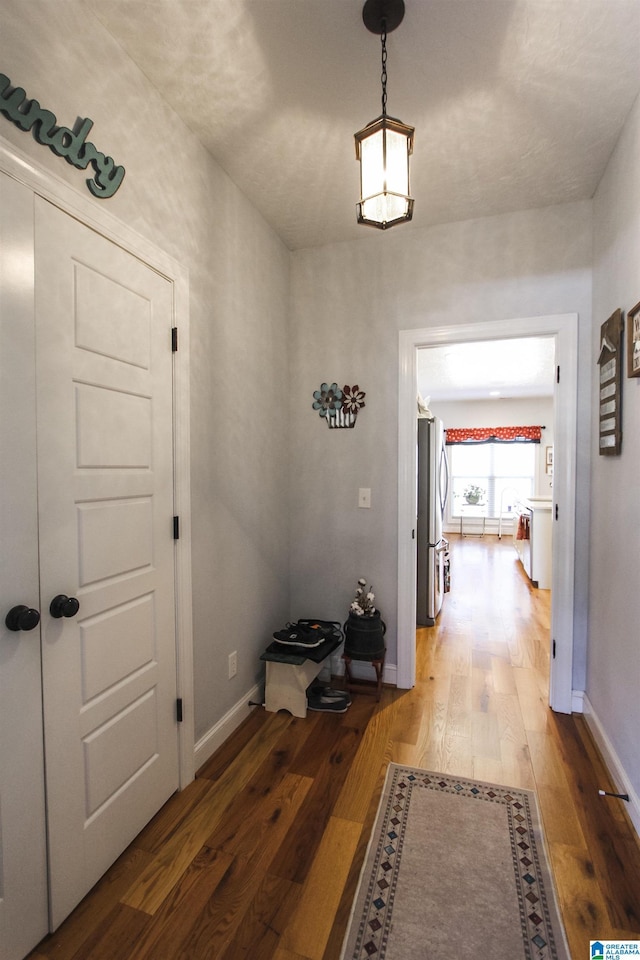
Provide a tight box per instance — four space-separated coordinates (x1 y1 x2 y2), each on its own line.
173 516 180 539
552 639 556 659
555 503 559 521
412 529 415 540
176 698 183 722
556 364 560 384
172 327 178 352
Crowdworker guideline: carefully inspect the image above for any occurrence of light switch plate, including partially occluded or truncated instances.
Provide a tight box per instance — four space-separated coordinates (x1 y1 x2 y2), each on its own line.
228 651 237 678
358 487 371 508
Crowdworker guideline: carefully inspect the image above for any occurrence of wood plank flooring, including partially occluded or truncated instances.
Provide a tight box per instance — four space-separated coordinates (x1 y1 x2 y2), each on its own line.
29 534 640 960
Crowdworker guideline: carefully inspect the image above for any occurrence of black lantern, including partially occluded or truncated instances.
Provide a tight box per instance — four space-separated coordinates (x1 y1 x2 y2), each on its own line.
355 0 414 229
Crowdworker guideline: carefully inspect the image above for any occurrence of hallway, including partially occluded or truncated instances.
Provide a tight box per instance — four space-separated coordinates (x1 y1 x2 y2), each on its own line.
416 532 552 789
29 536 640 960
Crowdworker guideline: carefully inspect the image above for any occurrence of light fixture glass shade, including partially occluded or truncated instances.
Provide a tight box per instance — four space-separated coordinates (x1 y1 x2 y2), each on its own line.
355 114 414 229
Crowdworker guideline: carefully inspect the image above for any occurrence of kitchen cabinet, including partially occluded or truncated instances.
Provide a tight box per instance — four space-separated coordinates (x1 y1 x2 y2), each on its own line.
513 497 552 589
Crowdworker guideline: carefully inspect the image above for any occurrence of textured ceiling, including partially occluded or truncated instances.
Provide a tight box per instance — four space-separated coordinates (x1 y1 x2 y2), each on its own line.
417 337 556 402
84 0 640 251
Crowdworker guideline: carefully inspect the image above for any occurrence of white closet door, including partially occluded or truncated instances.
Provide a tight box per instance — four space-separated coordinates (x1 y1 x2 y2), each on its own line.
34 198 180 928
0 174 49 960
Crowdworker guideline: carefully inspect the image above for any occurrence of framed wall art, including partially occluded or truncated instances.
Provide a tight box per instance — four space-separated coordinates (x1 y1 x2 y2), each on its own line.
597 308 623 455
627 300 640 378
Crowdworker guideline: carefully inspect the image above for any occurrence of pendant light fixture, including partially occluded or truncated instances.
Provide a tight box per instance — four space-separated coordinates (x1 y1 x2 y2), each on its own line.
355 0 414 229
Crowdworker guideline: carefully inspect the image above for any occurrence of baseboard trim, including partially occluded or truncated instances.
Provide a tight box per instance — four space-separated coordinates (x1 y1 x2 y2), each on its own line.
194 683 261 773
582 695 640 839
194 660 400 773
571 689 585 713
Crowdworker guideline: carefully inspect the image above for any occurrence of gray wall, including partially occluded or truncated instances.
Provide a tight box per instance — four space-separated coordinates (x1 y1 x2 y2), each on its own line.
1 1 292 741
591 91 640 802
289 205 592 680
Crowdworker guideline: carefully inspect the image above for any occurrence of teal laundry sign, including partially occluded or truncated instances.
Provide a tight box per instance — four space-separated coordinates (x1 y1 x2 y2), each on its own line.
0 72 125 198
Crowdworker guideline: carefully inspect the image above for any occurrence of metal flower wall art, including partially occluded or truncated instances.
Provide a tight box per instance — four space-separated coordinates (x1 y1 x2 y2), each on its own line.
312 383 366 429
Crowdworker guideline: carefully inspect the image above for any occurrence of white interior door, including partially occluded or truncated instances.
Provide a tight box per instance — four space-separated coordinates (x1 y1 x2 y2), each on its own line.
0 174 49 960
34 197 180 928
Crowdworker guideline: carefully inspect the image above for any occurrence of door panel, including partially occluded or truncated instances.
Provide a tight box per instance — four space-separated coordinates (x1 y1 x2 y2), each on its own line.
75 382 152 467
80 595 155 700
74 260 151 367
84 690 158 814
34 198 179 928
0 173 49 960
77 498 153 584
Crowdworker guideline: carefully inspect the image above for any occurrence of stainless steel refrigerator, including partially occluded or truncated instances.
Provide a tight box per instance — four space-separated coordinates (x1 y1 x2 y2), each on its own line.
417 417 450 625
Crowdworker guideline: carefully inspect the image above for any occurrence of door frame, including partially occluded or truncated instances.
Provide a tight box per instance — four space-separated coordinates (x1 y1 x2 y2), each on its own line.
397 314 578 714
0 135 195 785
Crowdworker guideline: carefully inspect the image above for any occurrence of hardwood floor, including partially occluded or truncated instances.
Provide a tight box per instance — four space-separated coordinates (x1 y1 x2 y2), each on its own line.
29 535 640 960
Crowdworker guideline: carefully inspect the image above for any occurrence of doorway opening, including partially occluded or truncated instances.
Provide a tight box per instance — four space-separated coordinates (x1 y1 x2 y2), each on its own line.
420 336 554 537
397 315 578 713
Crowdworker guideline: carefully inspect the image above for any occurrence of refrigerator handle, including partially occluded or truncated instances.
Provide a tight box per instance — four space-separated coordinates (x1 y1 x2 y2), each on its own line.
439 440 450 515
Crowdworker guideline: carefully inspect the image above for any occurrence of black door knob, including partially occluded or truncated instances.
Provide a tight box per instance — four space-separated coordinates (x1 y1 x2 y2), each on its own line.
5 605 41 632
49 595 80 619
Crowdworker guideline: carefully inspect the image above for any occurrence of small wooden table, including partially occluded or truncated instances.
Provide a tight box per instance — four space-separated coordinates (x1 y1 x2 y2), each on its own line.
342 650 386 701
260 633 342 718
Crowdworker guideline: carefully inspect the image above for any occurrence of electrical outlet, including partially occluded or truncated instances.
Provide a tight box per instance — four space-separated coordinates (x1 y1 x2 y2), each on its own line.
228 651 237 678
358 487 371 508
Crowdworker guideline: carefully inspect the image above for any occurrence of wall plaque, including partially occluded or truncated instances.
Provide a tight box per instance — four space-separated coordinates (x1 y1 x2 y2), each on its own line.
597 308 623 455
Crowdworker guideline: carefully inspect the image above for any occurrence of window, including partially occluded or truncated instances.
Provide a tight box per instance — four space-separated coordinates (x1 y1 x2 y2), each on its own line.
448 442 535 519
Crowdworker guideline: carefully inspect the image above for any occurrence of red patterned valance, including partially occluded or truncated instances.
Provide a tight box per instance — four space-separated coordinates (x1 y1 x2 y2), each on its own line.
445 425 542 444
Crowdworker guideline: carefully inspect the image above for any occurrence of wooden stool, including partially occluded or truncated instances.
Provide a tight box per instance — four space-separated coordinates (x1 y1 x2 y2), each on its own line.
342 649 386 702
260 633 341 718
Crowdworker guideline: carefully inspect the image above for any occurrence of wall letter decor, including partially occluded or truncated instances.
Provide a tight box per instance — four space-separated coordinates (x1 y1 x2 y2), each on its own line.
0 72 125 198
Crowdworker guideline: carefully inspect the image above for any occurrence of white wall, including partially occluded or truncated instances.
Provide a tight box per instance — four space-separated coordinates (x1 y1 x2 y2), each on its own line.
431 397 555 504
590 90 640 805
290 204 592 682
1 1 292 742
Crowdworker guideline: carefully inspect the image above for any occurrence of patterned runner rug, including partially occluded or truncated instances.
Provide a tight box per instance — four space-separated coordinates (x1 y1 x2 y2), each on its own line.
340 764 570 960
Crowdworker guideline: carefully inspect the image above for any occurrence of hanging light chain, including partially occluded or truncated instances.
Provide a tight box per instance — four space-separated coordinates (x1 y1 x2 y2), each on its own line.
380 19 388 117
